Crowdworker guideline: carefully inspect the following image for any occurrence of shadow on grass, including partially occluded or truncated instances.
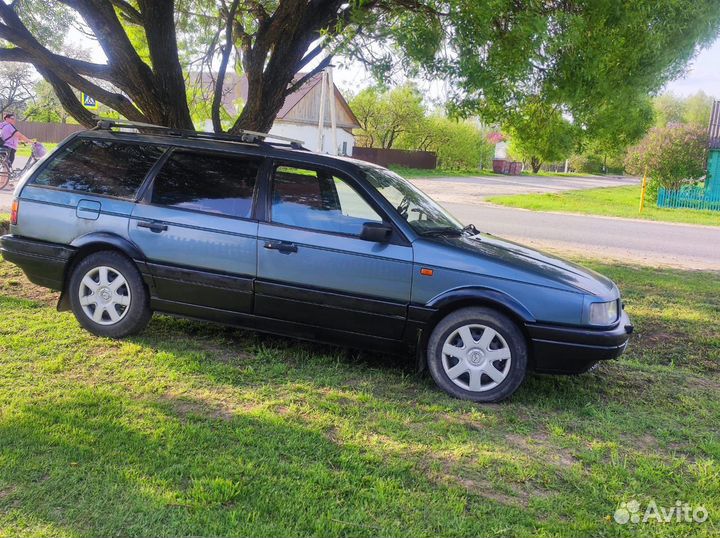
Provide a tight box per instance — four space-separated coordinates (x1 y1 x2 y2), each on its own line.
0 389 548 537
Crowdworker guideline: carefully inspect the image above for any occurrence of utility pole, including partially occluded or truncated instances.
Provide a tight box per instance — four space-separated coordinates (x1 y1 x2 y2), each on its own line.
317 71 327 152
328 66 338 155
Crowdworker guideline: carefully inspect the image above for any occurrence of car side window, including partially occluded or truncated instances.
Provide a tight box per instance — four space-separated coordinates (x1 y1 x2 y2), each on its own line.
151 151 261 218
271 165 382 235
31 139 164 199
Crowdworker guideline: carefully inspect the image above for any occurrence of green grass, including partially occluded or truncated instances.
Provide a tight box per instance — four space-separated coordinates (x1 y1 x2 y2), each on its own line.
489 185 720 227
15 143 58 159
0 246 719 536
390 166 501 178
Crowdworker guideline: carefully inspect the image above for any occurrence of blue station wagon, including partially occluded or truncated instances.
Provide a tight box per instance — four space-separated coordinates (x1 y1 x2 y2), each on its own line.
0 121 632 402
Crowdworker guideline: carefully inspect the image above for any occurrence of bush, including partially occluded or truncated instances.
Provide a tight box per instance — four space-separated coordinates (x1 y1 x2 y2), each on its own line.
625 125 708 193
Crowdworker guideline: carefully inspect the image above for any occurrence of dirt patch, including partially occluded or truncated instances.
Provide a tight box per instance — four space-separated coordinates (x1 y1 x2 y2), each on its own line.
0 484 17 500
504 432 579 468
157 392 259 422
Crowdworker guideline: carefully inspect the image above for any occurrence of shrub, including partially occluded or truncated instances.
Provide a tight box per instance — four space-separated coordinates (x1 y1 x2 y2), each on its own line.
625 125 708 193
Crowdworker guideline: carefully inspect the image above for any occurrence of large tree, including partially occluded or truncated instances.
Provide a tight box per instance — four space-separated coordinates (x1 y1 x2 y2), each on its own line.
0 0 718 135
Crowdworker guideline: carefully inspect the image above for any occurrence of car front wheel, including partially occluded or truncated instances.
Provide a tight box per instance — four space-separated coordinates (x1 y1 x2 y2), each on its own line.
68 251 151 338
427 307 527 403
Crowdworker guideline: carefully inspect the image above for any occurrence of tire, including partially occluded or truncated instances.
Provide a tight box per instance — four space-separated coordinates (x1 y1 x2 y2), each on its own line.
0 161 10 190
427 307 527 403
68 251 152 338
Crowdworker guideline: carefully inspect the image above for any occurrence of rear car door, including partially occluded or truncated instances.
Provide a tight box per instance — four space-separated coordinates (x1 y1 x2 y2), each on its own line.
129 149 261 314
255 163 413 340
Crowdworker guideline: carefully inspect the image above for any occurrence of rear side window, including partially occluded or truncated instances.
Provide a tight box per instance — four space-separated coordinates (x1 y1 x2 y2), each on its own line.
31 139 164 198
151 151 260 218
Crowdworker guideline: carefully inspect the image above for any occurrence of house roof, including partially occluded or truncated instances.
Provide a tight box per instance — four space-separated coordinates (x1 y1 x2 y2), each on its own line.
197 71 360 130
710 100 720 150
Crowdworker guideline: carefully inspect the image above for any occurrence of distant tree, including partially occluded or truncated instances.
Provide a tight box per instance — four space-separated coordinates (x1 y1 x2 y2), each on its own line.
625 125 708 192
23 79 69 123
582 94 655 172
682 91 716 126
0 62 34 116
504 101 576 173
653 91 716 127
350 85 425 150
398 115 493 170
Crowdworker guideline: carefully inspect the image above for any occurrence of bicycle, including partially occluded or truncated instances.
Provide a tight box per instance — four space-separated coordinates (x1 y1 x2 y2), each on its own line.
0 142 47 190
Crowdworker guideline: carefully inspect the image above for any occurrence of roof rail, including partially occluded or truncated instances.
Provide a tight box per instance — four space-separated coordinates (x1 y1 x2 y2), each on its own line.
93 118 307 150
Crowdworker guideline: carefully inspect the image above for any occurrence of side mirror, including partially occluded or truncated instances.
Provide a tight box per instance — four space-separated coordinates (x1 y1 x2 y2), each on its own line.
360 222 393 243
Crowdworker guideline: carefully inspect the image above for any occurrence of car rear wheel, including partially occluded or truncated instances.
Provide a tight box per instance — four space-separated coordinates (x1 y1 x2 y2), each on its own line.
68 251 151 338
427 307 527 403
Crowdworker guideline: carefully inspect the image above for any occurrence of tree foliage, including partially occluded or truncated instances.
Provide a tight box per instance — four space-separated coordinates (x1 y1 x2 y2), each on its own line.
625 125 708 192
503 101 576 173
350 85 425 150
0 0 718 137
653 91 716 128
398 115 493 170
0 61 34 116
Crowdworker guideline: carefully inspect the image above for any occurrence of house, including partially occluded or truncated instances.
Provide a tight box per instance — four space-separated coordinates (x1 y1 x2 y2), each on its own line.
201 72 360 155
707 100 720 197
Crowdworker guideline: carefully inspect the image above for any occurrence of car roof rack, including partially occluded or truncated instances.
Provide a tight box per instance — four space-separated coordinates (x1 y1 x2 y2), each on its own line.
93 118 307 150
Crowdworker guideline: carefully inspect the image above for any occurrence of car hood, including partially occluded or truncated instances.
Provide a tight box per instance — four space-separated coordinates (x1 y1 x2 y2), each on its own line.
426 232 618 298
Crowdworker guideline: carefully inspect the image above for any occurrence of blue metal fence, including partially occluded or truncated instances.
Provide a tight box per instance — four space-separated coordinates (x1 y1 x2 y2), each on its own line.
657 186 720 212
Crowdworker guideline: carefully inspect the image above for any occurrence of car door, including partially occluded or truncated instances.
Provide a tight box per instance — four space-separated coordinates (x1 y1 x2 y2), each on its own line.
129 149 261 313
255 162 413 340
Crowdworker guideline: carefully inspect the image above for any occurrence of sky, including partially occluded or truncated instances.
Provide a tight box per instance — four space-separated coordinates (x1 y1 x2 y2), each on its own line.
662 36 720 97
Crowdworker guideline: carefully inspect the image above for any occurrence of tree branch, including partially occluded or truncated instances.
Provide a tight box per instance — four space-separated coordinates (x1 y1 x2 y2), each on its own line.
212 0 240 133
0 47 115 80
108 0 143 25
286 55 332 95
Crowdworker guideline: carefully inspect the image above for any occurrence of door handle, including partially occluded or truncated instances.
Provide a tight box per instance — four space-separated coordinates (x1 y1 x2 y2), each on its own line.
137 221 168 233
264 241 298 254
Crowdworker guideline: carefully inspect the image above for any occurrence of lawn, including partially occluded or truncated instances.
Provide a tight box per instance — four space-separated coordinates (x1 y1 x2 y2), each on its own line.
15 143 58 159
0 243 719 536
489 185 720 227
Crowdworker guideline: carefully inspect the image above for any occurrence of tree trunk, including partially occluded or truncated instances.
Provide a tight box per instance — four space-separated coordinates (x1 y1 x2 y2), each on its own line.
531 157 542 174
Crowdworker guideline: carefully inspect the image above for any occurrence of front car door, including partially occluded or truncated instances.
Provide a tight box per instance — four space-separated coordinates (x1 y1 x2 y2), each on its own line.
129 149 261 314
255 162 413 341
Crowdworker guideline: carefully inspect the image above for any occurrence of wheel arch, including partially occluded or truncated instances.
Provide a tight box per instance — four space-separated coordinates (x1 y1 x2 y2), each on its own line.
57 233 147 312
416 288 536 370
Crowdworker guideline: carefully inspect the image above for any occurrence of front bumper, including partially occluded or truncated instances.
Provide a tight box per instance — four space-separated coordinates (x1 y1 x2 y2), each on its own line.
0 234 74 290
526 310 633 374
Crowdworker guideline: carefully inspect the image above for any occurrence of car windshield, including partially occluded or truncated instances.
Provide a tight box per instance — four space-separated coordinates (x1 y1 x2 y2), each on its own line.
363 167 464 235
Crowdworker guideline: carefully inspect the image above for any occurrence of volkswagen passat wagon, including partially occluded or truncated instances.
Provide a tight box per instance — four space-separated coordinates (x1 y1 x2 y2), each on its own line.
1 121 632 402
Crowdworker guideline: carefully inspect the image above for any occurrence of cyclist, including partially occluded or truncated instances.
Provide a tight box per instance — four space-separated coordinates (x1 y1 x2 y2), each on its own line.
0 113 33 167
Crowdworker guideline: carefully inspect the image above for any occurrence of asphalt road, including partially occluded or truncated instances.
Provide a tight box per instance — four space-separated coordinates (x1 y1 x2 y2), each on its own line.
1 165 717 270
444 202 720 270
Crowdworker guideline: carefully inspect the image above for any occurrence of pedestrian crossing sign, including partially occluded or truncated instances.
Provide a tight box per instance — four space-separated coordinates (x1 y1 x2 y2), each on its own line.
82 93 98 110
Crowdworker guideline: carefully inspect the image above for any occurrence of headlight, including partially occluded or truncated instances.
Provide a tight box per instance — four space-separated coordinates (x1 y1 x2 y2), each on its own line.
589 300 618 325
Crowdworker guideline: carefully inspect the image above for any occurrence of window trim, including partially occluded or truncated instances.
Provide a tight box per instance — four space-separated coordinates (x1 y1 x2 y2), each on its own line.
264 159 411 246
141 147 265 222
27 137 169 201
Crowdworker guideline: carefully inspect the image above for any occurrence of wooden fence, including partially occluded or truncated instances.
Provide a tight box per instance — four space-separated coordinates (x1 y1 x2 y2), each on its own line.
15 121 85 143
657 186 720 212
352 147 437 170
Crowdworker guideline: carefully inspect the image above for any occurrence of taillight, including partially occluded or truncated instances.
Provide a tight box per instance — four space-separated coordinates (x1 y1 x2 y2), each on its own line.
10 199 19 226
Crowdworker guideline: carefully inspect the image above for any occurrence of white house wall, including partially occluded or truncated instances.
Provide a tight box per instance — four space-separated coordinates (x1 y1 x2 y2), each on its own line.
200 120 355 155
269 123 355 155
